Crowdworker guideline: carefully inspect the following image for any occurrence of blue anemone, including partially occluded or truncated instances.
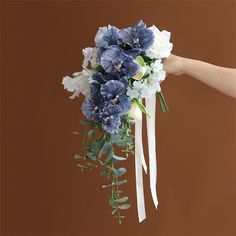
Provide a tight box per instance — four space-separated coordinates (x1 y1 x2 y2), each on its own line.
119 20 154 51
101 46 139 78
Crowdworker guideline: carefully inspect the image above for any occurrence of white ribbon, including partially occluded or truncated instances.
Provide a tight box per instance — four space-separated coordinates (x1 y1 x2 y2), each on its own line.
135 101 146 223
134 96 158 223
146 94 158 208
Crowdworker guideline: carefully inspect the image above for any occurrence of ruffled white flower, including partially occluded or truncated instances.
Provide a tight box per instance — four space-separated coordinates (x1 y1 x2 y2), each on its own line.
62 69 91 99
82 47 97 69
94 26 108 48
146 25 173 59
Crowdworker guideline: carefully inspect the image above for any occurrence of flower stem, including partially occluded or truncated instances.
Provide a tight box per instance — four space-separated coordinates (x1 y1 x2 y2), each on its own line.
157 91 169 112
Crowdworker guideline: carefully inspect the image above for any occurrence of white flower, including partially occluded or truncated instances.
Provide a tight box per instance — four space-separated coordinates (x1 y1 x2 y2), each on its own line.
62 69 91 99
147 77 161 93
82 47 97 69
150 59 166 82
126 80 156 100
94 26 108 48
146 25 173 59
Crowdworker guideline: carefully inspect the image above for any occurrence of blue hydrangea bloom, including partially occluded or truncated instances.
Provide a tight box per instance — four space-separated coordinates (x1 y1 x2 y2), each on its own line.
101 46 139 78
119 20 154 51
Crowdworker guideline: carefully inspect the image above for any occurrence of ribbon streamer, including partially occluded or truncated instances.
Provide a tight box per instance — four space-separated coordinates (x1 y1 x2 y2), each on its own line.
135 102 146 223
145 94 158 208
134 96 158 223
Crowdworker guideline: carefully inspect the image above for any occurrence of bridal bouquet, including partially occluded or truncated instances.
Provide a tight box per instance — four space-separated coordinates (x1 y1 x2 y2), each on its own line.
62 20 173 223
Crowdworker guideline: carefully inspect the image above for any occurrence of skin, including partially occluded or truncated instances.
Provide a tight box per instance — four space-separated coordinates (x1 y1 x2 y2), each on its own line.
163 55 236 99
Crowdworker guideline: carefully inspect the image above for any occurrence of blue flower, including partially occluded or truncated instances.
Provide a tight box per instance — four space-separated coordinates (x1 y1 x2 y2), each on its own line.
100 80 132 115
103 26 121 47
119 20 154 51
101 46 139 78
100 105 122 133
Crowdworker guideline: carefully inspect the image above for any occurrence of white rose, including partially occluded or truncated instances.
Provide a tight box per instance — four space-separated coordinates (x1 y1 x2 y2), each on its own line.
62 69 91 99
146 25 173 59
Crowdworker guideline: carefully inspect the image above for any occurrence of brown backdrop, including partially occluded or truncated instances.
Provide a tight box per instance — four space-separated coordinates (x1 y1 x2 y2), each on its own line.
1 1 235 235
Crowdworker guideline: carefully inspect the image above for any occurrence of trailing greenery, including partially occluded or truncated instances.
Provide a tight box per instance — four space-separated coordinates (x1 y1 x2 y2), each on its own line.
73 115 134 224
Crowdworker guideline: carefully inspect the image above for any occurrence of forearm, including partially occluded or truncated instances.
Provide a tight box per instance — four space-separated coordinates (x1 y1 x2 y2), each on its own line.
181 58 236 98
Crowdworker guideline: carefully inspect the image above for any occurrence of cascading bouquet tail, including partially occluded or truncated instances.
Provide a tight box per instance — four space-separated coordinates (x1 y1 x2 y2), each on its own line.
62 20 173 223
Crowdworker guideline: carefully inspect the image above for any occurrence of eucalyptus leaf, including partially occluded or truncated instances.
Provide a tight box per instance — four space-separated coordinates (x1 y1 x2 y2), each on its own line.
114 196 128 203
100 171 108 177
116 167 127 177
112 155 127 162
80 120 91 125
87 130 95 138
98 141 111 158
117 204 131 210
102 179 127 188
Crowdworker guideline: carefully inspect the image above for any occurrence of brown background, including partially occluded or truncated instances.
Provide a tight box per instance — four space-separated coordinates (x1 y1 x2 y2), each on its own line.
1 0 235 235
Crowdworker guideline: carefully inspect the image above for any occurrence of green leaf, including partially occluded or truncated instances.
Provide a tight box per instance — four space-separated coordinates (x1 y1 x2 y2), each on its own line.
100 171 109 177
134 55 146 67
116 167 127 177
133 98 150 117
102 179 127 188
80 120 91 125
114 196 128 203
113 179 127 186
98 141 111 158
117 204 131 210
112 155 127 162
106 166 119 176
87 130 95 138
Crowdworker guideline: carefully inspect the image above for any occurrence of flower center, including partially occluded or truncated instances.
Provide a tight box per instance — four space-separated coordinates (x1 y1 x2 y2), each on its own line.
133 38 140 47
114 61 123 71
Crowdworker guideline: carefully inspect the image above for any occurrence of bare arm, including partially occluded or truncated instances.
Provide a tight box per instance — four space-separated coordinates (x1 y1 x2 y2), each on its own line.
163 55 236 98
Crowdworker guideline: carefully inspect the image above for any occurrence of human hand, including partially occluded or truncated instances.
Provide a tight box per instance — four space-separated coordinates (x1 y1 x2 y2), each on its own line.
163 54 184 76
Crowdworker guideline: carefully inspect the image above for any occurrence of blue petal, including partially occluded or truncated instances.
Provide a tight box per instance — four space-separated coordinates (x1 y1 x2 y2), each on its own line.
100 80 126 99
116 95 132 115
119 20 154 50
101 46 139 77
103 26 121 46
125 48 142 57
81 98 97 120
101 105 122 133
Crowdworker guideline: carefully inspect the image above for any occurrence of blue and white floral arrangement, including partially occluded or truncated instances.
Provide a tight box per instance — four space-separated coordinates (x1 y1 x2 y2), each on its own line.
62 20 173 223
